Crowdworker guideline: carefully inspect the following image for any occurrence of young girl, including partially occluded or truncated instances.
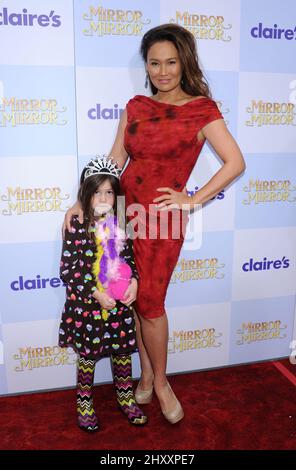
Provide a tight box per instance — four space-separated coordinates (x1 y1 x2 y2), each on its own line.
59 156 147 432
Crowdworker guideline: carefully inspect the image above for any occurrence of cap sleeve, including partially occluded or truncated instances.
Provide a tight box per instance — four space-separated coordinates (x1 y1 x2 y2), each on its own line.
201 98 224 129
125 95 142 122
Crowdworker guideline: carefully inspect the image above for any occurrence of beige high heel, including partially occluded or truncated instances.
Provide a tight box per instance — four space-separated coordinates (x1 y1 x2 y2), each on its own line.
160 383 184 424
135 383 153 404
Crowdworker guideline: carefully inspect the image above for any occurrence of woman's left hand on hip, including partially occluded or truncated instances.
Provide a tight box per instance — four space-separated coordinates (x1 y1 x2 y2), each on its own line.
153 187 193 211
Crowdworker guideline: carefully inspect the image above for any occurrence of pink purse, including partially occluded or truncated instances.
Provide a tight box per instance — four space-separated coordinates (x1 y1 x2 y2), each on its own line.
106 262 132 300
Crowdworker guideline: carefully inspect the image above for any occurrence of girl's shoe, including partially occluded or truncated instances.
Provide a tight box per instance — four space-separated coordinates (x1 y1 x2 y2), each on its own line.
111 354 148 425
77 356 100 432
77 415 99 433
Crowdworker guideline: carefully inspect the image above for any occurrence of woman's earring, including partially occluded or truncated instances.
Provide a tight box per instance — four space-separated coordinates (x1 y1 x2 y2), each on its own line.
145 73 149 89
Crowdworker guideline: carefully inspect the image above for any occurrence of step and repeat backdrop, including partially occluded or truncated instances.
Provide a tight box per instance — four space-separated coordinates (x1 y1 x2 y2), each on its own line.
0 0 296 395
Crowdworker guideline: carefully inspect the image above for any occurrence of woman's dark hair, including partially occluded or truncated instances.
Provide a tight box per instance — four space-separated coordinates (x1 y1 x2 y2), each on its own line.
140 23 211 98
78 170 121 242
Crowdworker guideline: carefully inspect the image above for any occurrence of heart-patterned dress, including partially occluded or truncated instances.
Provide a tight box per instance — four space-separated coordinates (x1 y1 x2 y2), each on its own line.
58 215 138 360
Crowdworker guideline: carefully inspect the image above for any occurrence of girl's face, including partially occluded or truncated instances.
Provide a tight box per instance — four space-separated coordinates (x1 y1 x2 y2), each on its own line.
146 40 182 93
92 179 115 216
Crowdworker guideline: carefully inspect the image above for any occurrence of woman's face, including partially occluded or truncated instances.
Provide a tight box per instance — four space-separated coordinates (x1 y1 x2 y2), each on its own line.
146 40 183 93
92 179 115 216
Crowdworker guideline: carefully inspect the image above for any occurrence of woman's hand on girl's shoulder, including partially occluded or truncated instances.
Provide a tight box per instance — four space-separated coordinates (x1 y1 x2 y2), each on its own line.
62 201 84 239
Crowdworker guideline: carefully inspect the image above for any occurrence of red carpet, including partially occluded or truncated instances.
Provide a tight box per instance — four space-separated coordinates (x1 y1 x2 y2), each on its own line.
1 359 295 450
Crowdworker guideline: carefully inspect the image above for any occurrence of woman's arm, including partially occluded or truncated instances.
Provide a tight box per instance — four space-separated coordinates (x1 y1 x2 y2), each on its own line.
192 119 246 205
154 119 246 210
109 108 129 169
63 200 84 235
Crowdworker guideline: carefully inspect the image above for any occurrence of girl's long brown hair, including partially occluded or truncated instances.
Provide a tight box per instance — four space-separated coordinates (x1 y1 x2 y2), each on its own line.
140 23 211 98
78 171 121 243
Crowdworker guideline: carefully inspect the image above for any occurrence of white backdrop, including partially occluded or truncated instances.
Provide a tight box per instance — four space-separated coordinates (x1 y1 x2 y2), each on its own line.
0 0 296 395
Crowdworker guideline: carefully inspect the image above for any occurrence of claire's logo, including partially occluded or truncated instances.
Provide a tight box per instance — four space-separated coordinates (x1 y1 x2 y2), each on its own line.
188 185 224 201
242 256 290 272
88 103 124 120
251 23 296 40
11 275 65 291
0 8 61 27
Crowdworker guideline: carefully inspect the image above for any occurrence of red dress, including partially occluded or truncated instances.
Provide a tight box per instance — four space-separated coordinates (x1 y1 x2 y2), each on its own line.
121 95 223 319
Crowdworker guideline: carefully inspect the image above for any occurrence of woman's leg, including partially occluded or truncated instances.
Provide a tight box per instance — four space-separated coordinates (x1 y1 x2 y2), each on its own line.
138 312 183 420
134 309 154 390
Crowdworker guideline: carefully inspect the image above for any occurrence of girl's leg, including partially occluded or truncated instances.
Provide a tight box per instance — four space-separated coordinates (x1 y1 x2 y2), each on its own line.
111 354 148 425
138 312 184 423
77 356 99 432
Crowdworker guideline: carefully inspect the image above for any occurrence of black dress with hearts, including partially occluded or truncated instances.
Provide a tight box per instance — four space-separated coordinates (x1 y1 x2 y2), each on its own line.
58 216 138 361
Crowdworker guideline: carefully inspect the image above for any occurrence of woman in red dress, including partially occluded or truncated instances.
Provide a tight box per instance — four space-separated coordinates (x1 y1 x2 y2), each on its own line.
65 24 245 424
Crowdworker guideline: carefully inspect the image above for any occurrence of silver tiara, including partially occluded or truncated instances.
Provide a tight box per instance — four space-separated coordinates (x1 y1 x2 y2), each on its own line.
84 155 121 181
